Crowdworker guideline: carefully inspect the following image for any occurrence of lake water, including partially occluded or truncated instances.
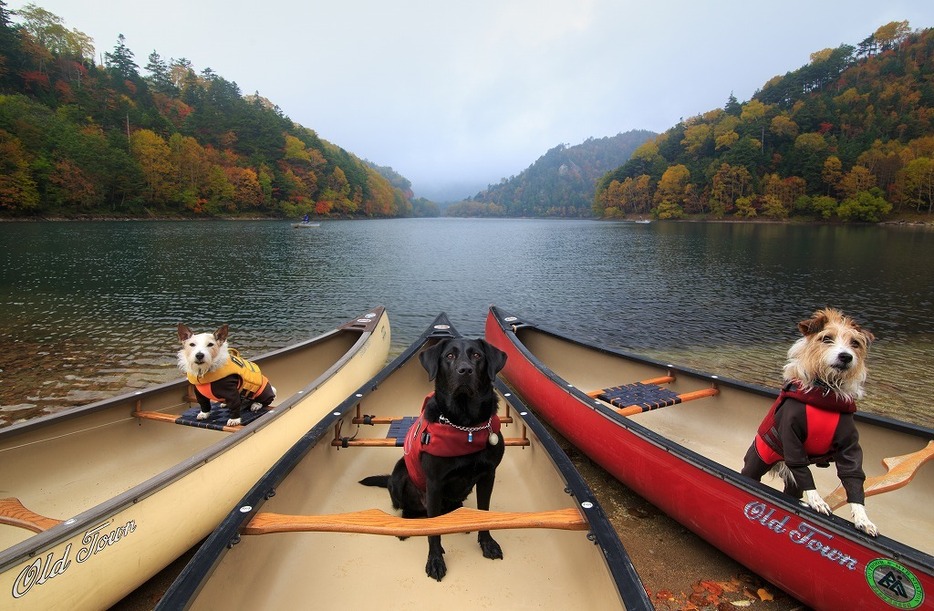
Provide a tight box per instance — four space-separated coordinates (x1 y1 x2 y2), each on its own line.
0 218 932 427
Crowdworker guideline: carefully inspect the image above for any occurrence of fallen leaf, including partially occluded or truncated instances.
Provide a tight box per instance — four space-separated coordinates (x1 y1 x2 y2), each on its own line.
757 587 774 601
655 589 675 601
720 579 740 593
689 593 710 606
701 580 725 596
730 601 753 608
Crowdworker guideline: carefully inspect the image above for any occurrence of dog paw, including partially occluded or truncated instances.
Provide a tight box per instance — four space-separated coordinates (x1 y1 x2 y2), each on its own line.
425 555 447 581
851 503 878 537
802 489 831 515
479 536 503 560
196 411 210 421
226 417 242 427
250 402 263 412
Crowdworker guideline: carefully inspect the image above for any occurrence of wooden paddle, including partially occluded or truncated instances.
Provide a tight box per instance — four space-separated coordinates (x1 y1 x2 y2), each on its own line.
0 497 63 533
823 440 934 510
244 506 587 537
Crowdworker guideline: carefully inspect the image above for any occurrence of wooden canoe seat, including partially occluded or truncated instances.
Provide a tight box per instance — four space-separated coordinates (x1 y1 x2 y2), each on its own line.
0 497 62 533
332 416 530 448
243 506 587 537
589 376 719 417
134 400 270 433
824 440 934 510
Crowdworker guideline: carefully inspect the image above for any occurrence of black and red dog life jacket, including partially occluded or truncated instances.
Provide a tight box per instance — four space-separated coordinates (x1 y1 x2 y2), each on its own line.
754 381 857 464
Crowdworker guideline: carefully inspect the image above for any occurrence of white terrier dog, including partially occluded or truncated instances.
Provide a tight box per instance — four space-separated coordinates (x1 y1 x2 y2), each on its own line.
742 308 877 536
177 324 276 427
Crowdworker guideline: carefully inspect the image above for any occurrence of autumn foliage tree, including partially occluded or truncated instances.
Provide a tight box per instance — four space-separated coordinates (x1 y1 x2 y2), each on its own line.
595 21 934 222
0 3 414 218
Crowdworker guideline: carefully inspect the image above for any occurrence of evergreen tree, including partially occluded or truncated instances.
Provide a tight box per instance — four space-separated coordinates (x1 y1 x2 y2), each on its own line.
105 34 139 81
144 50 176 95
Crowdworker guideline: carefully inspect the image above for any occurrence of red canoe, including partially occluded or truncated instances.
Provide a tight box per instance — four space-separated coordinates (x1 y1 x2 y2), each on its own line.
486 306 933 611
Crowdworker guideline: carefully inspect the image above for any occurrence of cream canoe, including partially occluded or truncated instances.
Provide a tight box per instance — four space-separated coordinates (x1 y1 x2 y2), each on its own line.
158 313 651 610
0 307 390 610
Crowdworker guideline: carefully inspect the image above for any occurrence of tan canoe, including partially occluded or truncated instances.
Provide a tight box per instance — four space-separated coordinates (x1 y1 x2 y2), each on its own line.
158 313 651 610
0 307 390 610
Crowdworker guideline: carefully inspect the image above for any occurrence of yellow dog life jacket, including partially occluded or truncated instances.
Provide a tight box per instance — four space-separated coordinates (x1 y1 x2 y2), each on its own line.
186 349 269 399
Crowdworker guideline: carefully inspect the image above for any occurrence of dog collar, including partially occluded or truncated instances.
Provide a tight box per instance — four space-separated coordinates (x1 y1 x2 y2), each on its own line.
437 414 500 445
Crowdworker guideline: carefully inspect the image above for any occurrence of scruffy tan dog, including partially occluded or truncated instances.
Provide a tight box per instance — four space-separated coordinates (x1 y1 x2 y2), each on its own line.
177 324 276 427
742 308 877 536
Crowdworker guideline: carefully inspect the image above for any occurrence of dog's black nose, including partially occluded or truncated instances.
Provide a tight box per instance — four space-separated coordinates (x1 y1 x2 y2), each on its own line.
838 352 853 364
457 364 474 375
195 352 205 361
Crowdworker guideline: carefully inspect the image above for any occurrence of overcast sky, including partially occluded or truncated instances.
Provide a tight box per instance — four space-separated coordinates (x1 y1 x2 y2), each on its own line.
11 1 934 201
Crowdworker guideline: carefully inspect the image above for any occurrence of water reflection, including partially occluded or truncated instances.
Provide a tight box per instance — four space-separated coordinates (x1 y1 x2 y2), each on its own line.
0 219 931 427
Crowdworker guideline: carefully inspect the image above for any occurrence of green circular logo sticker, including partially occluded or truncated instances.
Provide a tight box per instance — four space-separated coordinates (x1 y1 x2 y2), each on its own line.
865 558 924 608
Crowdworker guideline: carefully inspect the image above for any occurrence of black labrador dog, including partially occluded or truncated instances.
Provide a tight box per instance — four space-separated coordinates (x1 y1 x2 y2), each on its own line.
360 337 507 581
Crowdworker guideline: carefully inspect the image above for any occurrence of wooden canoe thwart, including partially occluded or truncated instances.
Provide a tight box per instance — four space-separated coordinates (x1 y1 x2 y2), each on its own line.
0 307 391 611
485 305 934 611
243 507 588 536
158 313 651 610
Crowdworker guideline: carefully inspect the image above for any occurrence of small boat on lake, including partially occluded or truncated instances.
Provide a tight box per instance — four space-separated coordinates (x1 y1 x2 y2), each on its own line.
0 308 390 610
291 221 320 228
485 306 933 610
158 313 651 610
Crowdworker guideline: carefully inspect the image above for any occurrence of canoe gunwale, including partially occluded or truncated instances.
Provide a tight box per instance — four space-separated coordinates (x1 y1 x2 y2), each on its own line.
158 313 653 611
486 306 934 578
492 379 651 608
0 307 386 574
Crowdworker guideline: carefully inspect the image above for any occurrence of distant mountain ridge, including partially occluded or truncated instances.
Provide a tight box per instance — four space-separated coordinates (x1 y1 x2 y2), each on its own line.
457 130 656 217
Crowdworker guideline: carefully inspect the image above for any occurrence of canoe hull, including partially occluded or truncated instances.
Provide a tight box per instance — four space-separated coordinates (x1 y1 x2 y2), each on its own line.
485 307 933 610
159 315 651 610
0 309 390 610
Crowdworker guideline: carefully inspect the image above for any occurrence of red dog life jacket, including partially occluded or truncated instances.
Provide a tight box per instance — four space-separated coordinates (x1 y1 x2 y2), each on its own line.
403 394 502 492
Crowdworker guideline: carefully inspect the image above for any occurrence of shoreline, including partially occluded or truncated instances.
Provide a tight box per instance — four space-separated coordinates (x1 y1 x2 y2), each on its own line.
1 213 932 227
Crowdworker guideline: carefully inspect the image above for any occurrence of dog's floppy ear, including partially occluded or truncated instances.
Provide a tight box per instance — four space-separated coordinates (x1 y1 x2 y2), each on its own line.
419 339 449 381
214 324 229 344
798 311 829 336
480 339 507 382
854 322 875 346
178 323 194 342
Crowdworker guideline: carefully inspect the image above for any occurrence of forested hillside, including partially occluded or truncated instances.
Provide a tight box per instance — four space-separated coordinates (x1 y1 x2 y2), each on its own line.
452 130 655 217
594 21 934 222
0 2 414 218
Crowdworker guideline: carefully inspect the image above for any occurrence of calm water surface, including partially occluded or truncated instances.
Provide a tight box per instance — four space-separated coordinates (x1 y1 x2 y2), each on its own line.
0 219 932 427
